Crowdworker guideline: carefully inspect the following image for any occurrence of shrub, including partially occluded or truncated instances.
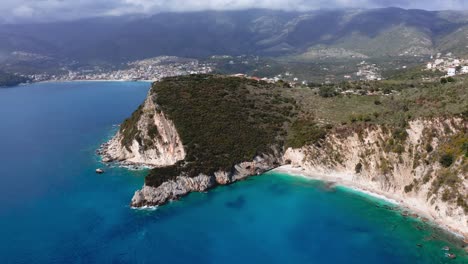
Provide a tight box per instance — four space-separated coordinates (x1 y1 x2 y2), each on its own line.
439 153 454 168
440 78 447 84
462 142 468 157
383 88 392 94
355 163 363 173
425 143 433 153
120 104 144 151
318 86 338 98
404 183 414 193
431 169 461 195
147 123 159 139
287 119 327 148
392 128 408 141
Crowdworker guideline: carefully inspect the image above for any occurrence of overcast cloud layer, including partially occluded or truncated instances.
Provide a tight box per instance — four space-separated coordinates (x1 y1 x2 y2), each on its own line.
1 0 467 23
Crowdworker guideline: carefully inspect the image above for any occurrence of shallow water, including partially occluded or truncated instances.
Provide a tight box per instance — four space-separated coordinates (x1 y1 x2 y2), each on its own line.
0 81 465 263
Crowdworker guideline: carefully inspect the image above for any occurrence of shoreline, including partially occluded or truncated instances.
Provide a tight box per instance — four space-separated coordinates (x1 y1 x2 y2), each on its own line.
273 165 467 241
35 79 155 84
15 79 155 88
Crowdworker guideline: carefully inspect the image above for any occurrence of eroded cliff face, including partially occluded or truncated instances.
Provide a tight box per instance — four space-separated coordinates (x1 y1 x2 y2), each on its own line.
100 92 185 167
284 118 467 235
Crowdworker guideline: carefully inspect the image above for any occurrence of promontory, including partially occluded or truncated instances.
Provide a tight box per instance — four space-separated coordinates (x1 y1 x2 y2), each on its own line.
100 74 467 237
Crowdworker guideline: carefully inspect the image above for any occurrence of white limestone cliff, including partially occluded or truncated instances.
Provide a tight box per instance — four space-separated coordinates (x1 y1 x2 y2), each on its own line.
99 92 185 167
283 118 467 237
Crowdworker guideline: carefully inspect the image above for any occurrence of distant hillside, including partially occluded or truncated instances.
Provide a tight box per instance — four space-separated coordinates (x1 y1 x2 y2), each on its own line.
0 8 467 64
0 71 29 87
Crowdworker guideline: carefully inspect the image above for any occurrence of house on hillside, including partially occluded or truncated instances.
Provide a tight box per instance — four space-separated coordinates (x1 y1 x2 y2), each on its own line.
462 66 468 74
434 59 444 66
447 68 456 77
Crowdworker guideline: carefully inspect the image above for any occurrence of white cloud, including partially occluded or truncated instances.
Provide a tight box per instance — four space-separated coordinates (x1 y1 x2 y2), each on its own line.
1 0 467 23
12 5 35 18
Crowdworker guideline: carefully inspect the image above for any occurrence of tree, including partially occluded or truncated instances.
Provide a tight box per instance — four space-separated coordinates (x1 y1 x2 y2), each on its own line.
318 86 338 98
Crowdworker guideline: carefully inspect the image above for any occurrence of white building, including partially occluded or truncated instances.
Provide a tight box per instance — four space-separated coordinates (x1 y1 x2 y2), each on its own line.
426 63 433 69
462 66 468 74
434 59 444 66
447 68 456 76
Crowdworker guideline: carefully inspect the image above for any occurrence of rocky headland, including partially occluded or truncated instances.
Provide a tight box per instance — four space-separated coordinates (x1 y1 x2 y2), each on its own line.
99 74 467 239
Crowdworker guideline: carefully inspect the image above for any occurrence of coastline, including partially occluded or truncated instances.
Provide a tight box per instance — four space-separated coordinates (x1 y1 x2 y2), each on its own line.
274 165 467 241
35 79 155 84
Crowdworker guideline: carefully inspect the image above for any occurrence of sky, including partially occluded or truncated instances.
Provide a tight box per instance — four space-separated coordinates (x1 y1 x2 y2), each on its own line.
1 0 467 23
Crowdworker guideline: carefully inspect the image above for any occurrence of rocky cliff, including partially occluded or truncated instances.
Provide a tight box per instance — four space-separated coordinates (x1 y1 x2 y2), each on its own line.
100 91 185 167
283 118 467 236
131 153 280 207
109 75 297 208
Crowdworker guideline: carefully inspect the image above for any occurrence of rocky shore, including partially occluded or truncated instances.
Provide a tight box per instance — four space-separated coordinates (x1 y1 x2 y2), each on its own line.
130 154 280 207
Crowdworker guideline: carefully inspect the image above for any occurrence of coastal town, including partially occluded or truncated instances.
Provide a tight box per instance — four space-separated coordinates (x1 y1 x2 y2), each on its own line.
27 56 214 82
19 52 468 88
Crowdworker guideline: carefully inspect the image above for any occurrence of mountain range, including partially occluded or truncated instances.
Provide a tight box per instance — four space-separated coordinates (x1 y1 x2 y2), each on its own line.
0 7 467 65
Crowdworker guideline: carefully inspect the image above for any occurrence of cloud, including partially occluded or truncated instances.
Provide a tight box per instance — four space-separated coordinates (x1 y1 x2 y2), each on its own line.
1 0 467 23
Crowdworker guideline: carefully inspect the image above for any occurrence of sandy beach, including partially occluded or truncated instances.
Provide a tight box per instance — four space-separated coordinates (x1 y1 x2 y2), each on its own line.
274 165 467 241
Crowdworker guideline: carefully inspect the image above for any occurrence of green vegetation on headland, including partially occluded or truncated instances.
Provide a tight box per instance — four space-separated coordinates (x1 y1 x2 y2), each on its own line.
120 72 467 208
143 75 297 186
297 73 468 126
0 71 30 87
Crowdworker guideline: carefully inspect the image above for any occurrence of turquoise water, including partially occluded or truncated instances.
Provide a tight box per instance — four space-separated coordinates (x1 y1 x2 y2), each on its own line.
0 81 466 263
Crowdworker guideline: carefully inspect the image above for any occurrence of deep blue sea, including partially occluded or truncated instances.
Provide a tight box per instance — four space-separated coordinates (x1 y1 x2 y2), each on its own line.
0 81 466 263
